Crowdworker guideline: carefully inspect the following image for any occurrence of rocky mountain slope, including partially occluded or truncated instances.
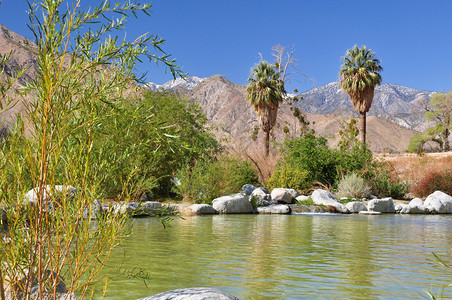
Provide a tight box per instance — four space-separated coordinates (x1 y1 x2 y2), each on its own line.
298 82 434 132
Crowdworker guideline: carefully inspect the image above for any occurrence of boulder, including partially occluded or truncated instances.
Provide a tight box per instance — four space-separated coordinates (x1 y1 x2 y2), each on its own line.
289 204 325 213
311 189 349 213
212 193 253 214
249 188 272 207
409 198 423 207
114 201 164 216
285 188 299 199
258 187 269 194
23 185 77 208
270 188 293 204
83 199 104 219
396 203 429 214
137 287 239 300
241 184 257 196
5 269 75 300
367 197 395 213
395 203 410 214
190 204 218 215
289 204 311 213
345 201 367 213
295 195 310 202
409 205 430 214
256 204 290 214
425 191 452 213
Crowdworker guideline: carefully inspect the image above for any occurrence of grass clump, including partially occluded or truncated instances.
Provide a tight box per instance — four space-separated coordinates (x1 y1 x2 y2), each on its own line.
337 173 371 199
295 198 315 206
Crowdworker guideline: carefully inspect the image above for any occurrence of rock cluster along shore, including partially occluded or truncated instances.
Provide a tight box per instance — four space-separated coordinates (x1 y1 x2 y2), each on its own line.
187 184 452 216
3 185 451 223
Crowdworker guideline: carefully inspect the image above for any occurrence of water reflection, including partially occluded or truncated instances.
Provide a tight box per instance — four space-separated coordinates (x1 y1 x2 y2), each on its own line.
101 215 452 299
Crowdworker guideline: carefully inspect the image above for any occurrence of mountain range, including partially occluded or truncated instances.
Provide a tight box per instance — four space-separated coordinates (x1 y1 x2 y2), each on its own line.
0 23 437 153
147 76 435 133
148 75 423 153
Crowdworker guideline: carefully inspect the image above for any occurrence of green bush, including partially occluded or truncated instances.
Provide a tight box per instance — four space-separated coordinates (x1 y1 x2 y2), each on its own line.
337 173 371 199
413 170 452 197
176 157 259 204
267 165 310 191
275 134 374 188
369 168 409 199
279 134 338 185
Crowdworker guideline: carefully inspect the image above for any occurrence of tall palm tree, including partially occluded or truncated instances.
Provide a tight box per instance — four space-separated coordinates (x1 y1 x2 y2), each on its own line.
246 61 284 156
339 45 382 144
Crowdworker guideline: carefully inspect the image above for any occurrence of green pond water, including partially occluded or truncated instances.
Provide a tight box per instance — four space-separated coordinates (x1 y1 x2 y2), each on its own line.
101 214 452 299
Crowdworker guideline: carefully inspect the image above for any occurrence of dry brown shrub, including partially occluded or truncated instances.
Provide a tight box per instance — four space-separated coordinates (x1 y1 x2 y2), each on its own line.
225 142 279 184
377 152 452 194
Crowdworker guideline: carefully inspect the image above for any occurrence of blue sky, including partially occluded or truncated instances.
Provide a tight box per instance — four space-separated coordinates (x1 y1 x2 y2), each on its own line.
0 0 451 92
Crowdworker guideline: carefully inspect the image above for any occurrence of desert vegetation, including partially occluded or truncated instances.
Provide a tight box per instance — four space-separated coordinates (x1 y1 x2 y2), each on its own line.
0 1 451 299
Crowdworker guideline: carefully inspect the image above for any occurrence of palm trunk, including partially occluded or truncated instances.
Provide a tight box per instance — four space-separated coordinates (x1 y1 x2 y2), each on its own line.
264 130 270 157
359 112 366 145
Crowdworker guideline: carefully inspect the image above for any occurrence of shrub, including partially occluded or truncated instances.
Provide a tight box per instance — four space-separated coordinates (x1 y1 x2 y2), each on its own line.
337 173 371 199
266 165 310 191
275 134 374 188
176 157 259 204
413 170 452 197
278 134 339 185
369 168 409 199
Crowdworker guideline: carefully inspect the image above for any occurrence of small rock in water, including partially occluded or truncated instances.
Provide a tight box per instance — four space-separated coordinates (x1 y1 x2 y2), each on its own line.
367 197 395 213
345 201 367 213
212 193 254 214
257 204 290 214
190 204 217 215
359 210 382 215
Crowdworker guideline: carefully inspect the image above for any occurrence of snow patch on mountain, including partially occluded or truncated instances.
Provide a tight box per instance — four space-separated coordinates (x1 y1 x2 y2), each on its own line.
145 76 206 91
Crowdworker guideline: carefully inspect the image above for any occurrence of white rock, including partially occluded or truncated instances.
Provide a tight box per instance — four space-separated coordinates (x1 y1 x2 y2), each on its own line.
23 185 77 207
311 189 349 213
137 287 239 300
249 188 272 206
256 204 290 214
345 201 367 213
212 193 253 214
271 188 293 204
296 195 310 202
190 204 218 214
285 188 299 199
425 191 452 213
409 198 423 207
368 197 395 213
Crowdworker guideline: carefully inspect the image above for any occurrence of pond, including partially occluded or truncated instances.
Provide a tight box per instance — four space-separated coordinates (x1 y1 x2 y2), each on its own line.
101 214 452 299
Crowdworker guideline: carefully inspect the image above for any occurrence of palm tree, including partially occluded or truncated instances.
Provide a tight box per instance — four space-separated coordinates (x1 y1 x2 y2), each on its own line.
246 61 284 156
339 45 382 144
